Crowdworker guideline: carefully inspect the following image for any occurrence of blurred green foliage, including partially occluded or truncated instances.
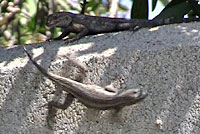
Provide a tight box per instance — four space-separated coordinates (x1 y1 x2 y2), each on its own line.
0 0 200 47
131 0 200 19
0 0 129 47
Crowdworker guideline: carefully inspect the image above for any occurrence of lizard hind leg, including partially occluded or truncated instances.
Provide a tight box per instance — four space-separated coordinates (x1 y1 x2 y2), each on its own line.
46 94 75 128
107 107 124 123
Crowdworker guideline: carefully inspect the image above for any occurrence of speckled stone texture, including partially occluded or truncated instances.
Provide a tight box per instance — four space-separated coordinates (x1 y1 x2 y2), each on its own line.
0 22 200 134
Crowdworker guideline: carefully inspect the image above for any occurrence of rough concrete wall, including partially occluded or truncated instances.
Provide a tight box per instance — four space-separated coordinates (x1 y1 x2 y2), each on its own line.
0 22 200 134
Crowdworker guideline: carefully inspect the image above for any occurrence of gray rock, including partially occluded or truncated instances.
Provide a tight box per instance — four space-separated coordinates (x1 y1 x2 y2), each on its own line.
0 22 200 133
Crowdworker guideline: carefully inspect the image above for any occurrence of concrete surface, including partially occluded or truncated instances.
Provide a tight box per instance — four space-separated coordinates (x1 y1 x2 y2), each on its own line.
0 22 200 134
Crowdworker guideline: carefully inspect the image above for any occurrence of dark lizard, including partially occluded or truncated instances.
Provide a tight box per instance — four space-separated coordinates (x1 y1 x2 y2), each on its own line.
23 47 147 110
46 12 200 43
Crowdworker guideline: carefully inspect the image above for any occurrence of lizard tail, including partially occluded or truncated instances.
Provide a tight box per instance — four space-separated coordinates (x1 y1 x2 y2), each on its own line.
23 46 49 77
150 17 200 27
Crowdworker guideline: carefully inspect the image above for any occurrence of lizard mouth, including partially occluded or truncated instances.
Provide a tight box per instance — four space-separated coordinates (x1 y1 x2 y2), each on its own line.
47 23 57 28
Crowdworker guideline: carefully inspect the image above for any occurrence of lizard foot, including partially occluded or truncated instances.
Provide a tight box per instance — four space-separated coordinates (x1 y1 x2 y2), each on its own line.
46 38 54 42
64 38 77 44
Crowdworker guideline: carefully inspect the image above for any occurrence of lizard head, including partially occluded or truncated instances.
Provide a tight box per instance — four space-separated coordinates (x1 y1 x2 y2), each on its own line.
46 12 72 28
118 88 148 105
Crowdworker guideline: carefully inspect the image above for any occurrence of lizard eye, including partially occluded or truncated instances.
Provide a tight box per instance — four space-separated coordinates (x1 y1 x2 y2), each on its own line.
129 89 140 97
132 88 140 94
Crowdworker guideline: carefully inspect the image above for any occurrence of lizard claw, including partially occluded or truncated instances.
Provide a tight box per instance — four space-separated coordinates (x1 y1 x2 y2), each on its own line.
46 38 54 42
64 37 80 44
64 38 74 44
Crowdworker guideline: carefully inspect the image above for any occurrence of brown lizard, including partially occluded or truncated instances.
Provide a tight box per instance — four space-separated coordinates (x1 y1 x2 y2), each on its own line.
46 12 200 43
23 47 147 110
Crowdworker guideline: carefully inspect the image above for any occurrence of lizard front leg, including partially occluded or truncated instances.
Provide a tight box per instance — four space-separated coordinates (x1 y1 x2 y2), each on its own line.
104 84 119 94
47 29 71 41
64 27 89 43
48 93 75 110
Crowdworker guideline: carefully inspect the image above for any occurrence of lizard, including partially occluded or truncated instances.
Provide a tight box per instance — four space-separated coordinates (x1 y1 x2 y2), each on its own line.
46 12 200 43
23 46 147 110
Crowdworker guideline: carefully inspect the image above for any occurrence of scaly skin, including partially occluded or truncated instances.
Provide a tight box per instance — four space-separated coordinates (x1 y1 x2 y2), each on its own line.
46 12 200 43
23 47 147 110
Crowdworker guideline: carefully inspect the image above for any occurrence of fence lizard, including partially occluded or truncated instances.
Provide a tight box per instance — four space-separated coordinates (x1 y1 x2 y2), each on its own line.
46 12 200 43
23 47 147 110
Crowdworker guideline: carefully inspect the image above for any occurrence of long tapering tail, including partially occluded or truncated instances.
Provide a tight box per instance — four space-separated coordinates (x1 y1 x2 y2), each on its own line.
23 46 49 77
150 17 200 27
